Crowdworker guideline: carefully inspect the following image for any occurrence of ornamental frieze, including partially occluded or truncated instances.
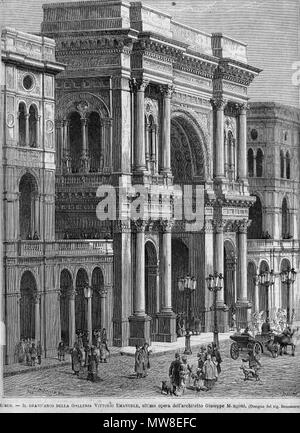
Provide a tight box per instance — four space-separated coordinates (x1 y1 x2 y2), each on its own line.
58 55 120 70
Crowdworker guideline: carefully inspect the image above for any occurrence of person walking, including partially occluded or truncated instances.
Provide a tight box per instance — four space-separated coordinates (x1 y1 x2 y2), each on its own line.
134 345 143 379
211 342 222 377
36 341 42 365
30 343 37 367
180 355 193 392
87 346 99 382
169 352 183 396
141 342 151 377
57 341 65 361
71 343 82 376
202 354 218 390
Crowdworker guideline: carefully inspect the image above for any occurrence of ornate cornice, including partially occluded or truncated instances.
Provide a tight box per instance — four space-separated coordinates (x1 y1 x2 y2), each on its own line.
217 61 258 86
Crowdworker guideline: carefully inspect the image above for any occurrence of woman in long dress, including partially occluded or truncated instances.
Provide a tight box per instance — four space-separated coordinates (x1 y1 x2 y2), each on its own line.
71 343 82 376
134 346 143 379
203 354 218 390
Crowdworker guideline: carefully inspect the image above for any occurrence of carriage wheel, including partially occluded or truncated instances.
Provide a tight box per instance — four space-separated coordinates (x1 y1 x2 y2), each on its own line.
253 342 262 359
230 342 239 360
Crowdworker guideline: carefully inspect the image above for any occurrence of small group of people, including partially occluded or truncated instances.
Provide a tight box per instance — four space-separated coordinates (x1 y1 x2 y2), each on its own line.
134 343 151 379
26 231 40 240
168 342 222 396
15 338 42 366
70 328 110 382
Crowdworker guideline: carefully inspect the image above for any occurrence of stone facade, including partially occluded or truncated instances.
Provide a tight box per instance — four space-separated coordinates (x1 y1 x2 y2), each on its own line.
1 0 262 363
246 102 300 322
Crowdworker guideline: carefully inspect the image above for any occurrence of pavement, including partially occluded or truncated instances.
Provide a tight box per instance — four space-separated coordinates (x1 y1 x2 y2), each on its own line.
4 332 232 377
4 337 300 398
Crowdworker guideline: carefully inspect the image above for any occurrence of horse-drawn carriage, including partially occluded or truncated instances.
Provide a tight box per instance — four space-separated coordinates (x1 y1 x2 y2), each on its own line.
230 332 279 360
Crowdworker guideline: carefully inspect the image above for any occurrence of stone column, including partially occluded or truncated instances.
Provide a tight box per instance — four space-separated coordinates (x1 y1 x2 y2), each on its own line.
36 115 40 147
80 118 90 173
34 293 41 344
214 219 225 305
254 273 260 313
145 120 150 172
156 219 176 342
224 133 228 177
236 219 252 328
99 287 108 330
134 79 148 173
160 85 174 174
86 289 93 343
25 113 30 146
237 103 248 180
211 98 226 179
69 289 76 347
212 218 229 332
129 219 151 346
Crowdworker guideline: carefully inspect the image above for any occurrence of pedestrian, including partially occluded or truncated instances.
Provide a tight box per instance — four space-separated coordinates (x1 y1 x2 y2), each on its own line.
141 342 151 377
211 342 222 377
57 341 65 361
25 339 31 366
192 368 207 392
202 354 218 390
241 349 261 380
169 352 184 396
99 340 110 363
84 339 90 367
197 345 207 371
87 346 99 382
134 345 143 379
36 341 42 365
180 355 193 392
30 343 37 367
71 342 82 376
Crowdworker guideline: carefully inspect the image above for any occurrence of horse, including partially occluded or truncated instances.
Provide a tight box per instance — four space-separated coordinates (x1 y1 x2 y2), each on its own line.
273 326 300 356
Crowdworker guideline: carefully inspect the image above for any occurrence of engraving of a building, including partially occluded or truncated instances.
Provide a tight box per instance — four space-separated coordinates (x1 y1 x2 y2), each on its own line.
1 0 270 364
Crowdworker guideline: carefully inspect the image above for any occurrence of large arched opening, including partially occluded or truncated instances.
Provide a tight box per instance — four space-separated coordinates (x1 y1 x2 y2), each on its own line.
60 269 72 345
19 173 39 240
75 268 88 333
171 238 190 317
145 241 158 338
224 240 236 323
68 111 82 173
280 258 291 311
88 111 102 173
18 102 26 146
248 195 263 239
281 197 290 239
91 267 104 334
20 271 37 340
258 261 269 313
247 262 257 313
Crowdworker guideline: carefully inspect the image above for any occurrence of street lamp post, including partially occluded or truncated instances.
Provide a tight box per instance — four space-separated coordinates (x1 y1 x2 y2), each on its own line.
83 283 93 343
206 272 223 349
258 269 275 321
178 274 197 332
280 267 296 325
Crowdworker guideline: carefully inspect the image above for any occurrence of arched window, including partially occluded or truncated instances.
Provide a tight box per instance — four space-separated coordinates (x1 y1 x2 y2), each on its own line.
88 111 102 173
18 102 26 146
248 195 263 239
281 197 290 239
286 151 291 179
256 148 263 177
68 111 82 173
280 150 285 178
19 173 39 240
145 114 157 174
29 105 38 147
247 148 254 177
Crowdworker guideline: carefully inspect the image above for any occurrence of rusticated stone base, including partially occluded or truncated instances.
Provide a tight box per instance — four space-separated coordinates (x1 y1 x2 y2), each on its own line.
128 315 151 347
155 311 177 343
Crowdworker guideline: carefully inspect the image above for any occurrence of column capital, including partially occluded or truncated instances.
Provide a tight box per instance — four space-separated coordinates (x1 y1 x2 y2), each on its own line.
159 218 175 233
210 97 227 110
159 84 175 98
213 218 226 233
33 293 41 304
68 289 76 300
76 100 89 118
130 78 149 92
99 287 110 297
237 218 250 234
132 218 148 232
235 102 249 115
203 219 214 233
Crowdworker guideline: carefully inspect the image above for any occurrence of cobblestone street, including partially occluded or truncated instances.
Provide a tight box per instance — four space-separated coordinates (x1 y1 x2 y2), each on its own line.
4 339 300 399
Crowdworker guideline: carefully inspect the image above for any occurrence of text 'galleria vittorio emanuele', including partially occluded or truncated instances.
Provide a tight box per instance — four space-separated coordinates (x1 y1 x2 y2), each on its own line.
1 0 299 364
